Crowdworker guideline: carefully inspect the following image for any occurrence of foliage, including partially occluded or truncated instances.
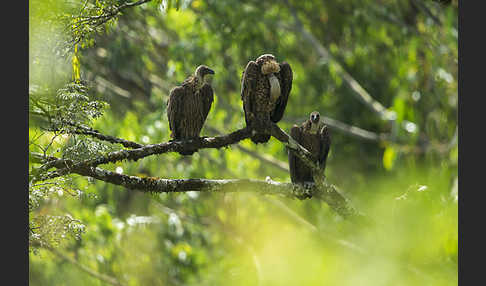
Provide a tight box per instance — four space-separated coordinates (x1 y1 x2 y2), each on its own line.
29 0 457 285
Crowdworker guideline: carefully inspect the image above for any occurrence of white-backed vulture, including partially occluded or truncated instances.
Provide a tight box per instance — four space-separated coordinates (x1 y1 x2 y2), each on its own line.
241 54 293 143
167 65 215 155
288 111 331 183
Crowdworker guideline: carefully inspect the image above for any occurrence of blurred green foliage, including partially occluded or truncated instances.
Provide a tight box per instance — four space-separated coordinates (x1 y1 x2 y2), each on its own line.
29 0 457 285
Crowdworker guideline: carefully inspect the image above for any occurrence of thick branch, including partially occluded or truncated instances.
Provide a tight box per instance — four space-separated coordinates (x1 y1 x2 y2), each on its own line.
30 153 319 199
29 152 362 220
31 128 252 182
30 121 367 221
270 123 368 221
270 123 319 173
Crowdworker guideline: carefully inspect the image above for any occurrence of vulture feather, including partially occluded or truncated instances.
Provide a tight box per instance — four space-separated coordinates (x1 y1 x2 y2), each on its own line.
288 111 331 183
167 65 215 155
241 54 293 144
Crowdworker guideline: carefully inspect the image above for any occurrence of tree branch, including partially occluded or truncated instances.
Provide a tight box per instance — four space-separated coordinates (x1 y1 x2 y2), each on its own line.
77 0 153 23
35 243 126 286
410 0 442 26
82 42 395 144
30 151 365 221
30 119 368 221
235 144 289 172
205 126 289 172
30 152 309 196
269 123 369 222
31 128 252 182
70 0 154 46
284 115 391 142
58 122 144 149
283 0 397 122
29 120 368 221
261 196 367 254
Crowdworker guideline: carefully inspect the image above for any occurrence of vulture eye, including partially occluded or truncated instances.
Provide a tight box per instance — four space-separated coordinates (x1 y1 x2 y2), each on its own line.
206 68 215 75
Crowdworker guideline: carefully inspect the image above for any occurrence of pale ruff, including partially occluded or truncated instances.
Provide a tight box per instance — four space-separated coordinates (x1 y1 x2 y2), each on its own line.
268 74 281 104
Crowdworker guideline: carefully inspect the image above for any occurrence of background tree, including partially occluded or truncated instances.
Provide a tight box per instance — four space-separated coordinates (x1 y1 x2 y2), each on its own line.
29 0 458 285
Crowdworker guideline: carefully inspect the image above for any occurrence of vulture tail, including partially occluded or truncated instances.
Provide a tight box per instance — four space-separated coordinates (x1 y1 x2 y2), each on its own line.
171 137 198 155
250 133 271 144
179 150 197 156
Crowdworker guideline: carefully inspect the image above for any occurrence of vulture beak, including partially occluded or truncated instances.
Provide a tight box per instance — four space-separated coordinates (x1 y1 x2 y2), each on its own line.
203 68 215 84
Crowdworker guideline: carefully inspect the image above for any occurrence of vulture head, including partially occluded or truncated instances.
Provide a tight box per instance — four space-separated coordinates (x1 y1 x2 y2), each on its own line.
257 54 280 75
310 111 321 124
195 65 215 85
309 111 321 133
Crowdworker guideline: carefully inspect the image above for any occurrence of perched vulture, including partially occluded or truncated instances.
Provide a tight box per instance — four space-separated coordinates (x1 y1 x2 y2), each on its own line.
288 111 331 183
167 65 215 155
241 54 293 144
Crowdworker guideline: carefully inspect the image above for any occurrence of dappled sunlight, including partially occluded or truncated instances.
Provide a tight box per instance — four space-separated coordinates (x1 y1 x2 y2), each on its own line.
186 166 458 285
29 0 457 285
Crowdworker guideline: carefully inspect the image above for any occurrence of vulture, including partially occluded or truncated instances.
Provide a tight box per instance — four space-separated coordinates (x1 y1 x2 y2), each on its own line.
240 54 293 144
167 65 215 155
288 111 331 184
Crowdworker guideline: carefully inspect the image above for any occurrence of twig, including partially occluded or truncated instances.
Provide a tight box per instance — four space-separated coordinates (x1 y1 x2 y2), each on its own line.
410 0 442 26
70 0 153 46
235 145 289 172
37 243 126 286
205 126 289 172
284 115 391 142
261 196 367 254
282 0 397 122
59 122 144 149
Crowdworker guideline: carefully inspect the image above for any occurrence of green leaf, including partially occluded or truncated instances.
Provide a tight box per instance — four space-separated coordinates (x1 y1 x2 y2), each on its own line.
383 146 396 171
71 45 81 82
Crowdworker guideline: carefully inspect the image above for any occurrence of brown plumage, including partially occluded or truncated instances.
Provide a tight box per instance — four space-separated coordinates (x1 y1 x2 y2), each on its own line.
167 65 215 155
288 111 331 183
241 54 293 144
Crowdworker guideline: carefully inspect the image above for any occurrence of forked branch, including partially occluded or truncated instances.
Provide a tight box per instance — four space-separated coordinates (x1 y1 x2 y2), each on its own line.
29 122 369 222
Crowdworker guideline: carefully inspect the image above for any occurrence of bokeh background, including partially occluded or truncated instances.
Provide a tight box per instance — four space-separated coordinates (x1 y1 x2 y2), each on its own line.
29 0 458 285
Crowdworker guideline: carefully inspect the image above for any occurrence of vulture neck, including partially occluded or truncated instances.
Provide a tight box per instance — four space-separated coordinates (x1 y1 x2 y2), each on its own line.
309 121 321 134
268 74 281 103
194 75 205 90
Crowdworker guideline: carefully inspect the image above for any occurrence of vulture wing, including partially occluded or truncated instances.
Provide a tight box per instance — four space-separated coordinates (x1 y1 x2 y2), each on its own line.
241 61 259 127
318 125 331 170
200 83 214 123
288 124 302 183
167 86 185 139
271 62 293 123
